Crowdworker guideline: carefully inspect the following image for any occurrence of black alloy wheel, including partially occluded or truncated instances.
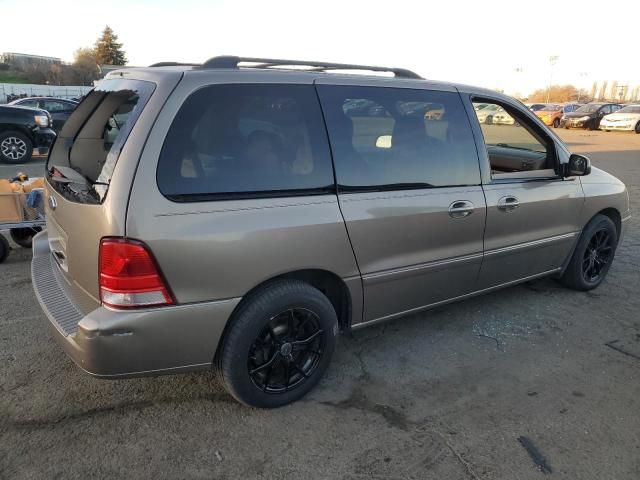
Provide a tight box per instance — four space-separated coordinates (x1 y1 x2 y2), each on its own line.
218 279 338 408
248 308 325 394
581 228 614 283
560 214 617 291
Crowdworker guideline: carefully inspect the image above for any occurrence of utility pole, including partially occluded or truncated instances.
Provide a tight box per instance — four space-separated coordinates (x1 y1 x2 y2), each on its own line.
617 85 628 103
577 72 588 103
547 56 559 103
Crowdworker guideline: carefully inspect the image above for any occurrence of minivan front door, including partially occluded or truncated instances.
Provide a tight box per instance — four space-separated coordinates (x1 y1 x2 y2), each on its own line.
469 97 584 288
317 82 486 325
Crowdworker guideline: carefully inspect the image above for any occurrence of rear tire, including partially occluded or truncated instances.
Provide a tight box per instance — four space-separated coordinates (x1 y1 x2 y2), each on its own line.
553 118 560 128
485 115 493 125
560 214 617 291
217 279 338 408
0 235 9 263
0 131 32 164
635 121 640 134
10 227 41 248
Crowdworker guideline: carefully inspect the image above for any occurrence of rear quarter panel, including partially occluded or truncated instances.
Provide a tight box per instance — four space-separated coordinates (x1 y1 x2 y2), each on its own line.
126 71 362 315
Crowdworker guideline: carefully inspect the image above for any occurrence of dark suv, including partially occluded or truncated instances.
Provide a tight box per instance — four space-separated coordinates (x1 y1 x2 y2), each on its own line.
0 105 56 163
9 97 78 132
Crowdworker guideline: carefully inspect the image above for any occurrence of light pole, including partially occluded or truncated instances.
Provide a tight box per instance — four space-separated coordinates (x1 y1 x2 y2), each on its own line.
547 55 559 103
577 72 588 102
617 85 628 103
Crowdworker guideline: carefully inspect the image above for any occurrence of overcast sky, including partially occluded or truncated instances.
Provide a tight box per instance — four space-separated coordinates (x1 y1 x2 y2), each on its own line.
1 0 639 95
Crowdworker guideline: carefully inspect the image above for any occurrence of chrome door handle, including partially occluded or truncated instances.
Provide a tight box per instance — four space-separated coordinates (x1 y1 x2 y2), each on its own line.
448 200 474 219
497 195 520 212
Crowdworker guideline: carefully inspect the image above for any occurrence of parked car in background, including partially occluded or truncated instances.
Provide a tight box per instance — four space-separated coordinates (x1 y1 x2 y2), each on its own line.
561 102 622 130
8 97 78 132
599 105 640 133
0 105 56 163
491 107 516 125
476 103 502 123
526 103 547 112
535 103 583 128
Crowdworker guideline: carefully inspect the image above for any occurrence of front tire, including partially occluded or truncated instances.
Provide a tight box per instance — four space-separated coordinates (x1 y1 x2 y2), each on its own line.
635 121 640 134
560 214 617 291
553 118 560 128
218 279 338 408
0 131 32 164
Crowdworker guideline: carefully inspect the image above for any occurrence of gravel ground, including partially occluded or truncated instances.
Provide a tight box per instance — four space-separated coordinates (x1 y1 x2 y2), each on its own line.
1 129 639 479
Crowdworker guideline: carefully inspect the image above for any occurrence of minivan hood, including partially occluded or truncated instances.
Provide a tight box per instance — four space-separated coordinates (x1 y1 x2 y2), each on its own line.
580 166 624 186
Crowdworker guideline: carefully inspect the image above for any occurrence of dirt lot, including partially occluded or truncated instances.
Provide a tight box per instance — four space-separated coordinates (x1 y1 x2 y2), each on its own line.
1 129 639 479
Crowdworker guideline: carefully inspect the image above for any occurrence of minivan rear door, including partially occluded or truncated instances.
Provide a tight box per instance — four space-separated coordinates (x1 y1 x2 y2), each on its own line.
44 72 181 311
316 80 486 325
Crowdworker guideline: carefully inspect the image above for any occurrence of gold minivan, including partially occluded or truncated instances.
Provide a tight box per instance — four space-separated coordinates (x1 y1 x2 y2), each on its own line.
32 57 629 407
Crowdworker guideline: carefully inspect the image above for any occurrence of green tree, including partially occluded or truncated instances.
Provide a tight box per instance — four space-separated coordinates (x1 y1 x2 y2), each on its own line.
94 25 127 66
72 48 100 85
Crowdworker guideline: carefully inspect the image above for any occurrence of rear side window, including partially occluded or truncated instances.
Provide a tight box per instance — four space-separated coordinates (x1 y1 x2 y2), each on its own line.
317 85 480 189
157 84 334 201
46 79 154 204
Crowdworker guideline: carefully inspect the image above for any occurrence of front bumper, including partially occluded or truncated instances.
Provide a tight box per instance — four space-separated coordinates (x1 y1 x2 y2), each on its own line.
33 127 56 150
31 231 240 378
599 122 634 131
561 118 589 128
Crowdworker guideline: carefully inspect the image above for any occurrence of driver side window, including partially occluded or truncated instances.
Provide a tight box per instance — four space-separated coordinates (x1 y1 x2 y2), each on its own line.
473 101 555 178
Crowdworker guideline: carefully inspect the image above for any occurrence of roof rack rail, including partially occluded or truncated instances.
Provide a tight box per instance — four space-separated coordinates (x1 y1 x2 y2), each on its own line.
148 62 201 67
199 56 423 79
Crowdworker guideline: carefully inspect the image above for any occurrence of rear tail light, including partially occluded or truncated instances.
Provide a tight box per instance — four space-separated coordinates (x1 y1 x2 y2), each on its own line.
99 238 174 309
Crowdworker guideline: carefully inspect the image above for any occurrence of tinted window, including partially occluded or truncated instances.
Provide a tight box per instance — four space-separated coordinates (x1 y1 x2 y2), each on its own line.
17 99 38 108
43 100 70 112
157 84 334 200
317 85 479 189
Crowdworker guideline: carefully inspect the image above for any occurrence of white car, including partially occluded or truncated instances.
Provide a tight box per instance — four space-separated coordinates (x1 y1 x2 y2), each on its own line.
491 108 517 125
476 104 502 124
599 105 640 133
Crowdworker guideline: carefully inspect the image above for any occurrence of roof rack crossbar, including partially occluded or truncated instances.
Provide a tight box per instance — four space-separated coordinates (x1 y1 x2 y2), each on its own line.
200 56 423 79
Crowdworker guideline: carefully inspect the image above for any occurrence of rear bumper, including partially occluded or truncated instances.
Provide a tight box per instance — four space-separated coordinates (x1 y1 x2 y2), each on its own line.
31 231 240 378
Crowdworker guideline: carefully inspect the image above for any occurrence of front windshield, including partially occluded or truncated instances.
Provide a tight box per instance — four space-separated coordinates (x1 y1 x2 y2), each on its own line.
541 104 561 111
576 104 600 113
617 106 640 114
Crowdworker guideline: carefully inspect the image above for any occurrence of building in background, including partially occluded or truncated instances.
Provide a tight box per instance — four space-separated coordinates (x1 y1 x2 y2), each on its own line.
1 52 62 69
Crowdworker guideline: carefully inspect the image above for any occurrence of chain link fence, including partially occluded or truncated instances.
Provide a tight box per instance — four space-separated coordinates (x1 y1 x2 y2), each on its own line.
0 83 93 103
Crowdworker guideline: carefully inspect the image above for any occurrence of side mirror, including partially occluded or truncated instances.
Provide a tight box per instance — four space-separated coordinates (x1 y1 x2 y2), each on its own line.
566 154 591 177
